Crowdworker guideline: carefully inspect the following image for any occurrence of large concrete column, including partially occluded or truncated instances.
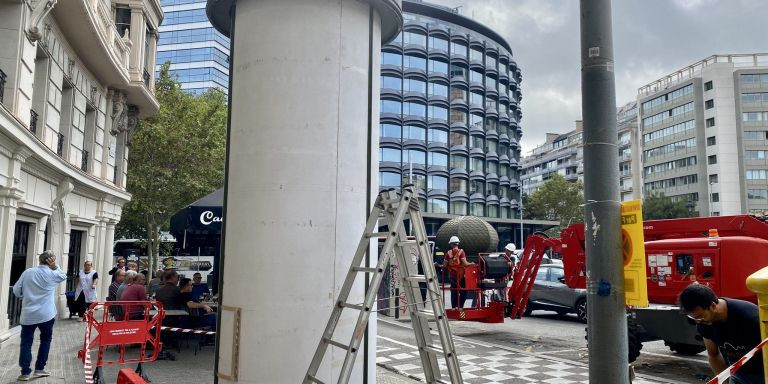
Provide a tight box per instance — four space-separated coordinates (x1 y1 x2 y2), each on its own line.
206 1 401 383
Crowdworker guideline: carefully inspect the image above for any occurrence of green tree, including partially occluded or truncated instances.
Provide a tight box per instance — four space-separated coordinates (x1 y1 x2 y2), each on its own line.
642 192 696 220
115 64 227 275
524 174 584 231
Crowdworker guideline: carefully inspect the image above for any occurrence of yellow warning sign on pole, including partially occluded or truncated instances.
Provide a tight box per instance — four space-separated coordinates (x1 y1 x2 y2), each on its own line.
621 199 649 307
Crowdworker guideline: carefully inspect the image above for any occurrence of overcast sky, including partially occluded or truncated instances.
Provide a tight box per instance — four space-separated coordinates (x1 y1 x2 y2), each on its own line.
428 0 768 154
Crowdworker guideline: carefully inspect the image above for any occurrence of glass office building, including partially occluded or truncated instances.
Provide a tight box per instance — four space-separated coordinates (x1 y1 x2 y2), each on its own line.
380 1 532 238
157 0 230 94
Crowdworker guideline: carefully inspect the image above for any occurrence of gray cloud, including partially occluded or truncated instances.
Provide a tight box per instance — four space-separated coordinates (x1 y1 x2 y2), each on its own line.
427 0 768 153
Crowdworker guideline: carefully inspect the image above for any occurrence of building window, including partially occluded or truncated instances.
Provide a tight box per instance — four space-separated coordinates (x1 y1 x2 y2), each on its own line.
748 189 768 200
428 128 448 144
710 193 719 203
450 178 467 193
450 154 468 170
404 55 427 71
487 204 499 218
450 132 468 147
403 31 426 46
705 99 714 109
380 99 401 114
380 123 401 138
470 202 484 216
428 82 448 97
470 180 484 195
428 105 448 120
709 174 718 183
744 131 768 140
404 78 427 94
403 125 425 141
428 175 448 191
381 75 402 90
428 36 448 51
382 52 402 66
380 171 401 187
704 81 713 91
746 169 768 180
706 118 715 128
427 198 448 214
451 201 468 215
707 136 716 146
380 147 401 162
114 6 131 37
745 150 767 160
708 155 717 165
451 41 467 57
428 152 448 167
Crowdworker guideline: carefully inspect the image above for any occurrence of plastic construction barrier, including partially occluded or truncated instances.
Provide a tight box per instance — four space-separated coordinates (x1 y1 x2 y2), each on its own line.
116 369 148 384
78 301 165 384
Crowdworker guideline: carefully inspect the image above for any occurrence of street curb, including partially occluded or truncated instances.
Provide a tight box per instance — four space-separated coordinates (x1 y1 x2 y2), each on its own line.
379 318 690 384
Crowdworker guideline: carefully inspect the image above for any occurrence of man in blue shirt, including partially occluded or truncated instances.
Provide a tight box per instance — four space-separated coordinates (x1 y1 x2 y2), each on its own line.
190 272 210 300
12 251 68 381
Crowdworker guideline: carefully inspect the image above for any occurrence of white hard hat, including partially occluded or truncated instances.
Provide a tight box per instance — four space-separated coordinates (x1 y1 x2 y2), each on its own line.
449 236 460 244
505 243 516 252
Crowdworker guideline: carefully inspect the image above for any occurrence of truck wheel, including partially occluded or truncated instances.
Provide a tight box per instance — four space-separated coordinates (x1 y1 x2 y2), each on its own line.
575 299 587 323
666 342 706 356
627 317 643 363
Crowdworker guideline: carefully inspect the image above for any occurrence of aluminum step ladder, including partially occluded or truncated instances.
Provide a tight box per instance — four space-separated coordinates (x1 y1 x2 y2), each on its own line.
303 187 463 384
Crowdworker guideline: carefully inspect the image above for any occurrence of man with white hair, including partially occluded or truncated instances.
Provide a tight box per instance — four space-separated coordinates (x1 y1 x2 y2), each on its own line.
12 250 67 381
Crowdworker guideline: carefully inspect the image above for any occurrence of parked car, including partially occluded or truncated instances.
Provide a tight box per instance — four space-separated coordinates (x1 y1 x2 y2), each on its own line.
525 264 587 322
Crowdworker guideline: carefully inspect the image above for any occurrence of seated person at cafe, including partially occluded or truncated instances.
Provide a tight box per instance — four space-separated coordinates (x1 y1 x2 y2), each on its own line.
191 273 211 300
119 273 147 320
179 278 216 329
155 270 183 310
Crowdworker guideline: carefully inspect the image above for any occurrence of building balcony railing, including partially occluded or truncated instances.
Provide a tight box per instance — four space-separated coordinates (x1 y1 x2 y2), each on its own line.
81 150 89 172
0 68 6 103
29 109 38 134
57 133 65 157
8 287 22 327
143 68 151 88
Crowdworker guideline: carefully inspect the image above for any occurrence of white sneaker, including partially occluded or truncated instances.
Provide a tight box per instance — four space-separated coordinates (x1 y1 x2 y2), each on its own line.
32 370 50 378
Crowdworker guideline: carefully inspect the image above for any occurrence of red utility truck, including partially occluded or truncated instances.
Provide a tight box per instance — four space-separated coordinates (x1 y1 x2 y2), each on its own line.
528 214 768 361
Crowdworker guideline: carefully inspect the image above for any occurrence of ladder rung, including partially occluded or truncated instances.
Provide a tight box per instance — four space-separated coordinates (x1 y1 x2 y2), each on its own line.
338 302 365 311
415 309 443 320
305 375 325 384
366 232 391 238
397 240 417 246
379 198 402 206
423 344 447 356
324 337 354 352
404 275 428 283
352 267 379 274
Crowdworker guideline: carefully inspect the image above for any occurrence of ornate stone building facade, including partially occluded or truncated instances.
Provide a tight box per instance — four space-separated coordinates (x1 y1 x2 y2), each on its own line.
0 0 162 340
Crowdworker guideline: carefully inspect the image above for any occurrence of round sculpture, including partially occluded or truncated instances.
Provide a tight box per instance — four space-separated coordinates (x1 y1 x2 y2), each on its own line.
435 216 499 256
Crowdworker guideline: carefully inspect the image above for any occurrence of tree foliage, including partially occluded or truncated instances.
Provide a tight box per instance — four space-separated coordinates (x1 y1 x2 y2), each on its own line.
115 64 227 274
524 174 584 230
642 192 697 220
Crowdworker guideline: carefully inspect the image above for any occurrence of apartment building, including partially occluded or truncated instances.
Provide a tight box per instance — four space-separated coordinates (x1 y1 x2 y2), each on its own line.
638 54 768 215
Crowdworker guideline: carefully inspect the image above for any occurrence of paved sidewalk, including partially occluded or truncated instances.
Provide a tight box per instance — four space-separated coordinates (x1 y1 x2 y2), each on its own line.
0 317 422 384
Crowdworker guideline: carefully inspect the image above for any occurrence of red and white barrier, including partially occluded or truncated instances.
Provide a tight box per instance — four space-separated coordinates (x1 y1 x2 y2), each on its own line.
707 336 768 384
83 320 93 384
160 326 216 335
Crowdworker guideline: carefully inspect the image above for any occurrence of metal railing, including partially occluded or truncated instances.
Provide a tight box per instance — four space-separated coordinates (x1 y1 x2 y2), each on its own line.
0 69 6 103
29 109 38 134
56 132 65 157
8 288 22 327
143 68 150 87
81 150 89 172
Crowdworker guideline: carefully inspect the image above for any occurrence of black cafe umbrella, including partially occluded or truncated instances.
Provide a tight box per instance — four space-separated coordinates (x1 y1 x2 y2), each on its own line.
169 188 224 248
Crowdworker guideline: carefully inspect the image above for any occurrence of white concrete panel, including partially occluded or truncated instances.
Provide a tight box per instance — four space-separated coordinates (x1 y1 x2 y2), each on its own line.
220 0 382 382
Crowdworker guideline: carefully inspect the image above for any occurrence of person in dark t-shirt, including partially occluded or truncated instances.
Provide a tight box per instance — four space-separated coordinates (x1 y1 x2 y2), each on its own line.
154 270 185 311
679 283 764 384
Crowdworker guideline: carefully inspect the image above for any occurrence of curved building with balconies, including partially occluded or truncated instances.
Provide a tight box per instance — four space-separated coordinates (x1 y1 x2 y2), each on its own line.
379 1 547 241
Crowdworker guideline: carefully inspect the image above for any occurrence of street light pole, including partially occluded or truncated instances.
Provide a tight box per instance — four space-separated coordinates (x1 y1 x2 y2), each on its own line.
580 1 629 383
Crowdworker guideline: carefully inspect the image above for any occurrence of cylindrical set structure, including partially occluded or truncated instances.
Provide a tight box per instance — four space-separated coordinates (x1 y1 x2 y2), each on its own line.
206 0 402 383
580 1 629 383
